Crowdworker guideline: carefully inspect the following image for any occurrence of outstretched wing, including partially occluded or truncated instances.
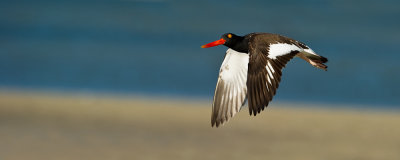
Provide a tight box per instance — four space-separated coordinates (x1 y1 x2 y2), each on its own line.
212 48 249 127
247 34 301 116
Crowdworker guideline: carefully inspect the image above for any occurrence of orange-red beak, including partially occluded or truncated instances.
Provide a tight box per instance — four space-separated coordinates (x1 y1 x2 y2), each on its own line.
201 38 226 48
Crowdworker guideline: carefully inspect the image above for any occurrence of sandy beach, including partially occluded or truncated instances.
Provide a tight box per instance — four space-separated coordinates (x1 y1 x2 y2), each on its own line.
1 90 399 160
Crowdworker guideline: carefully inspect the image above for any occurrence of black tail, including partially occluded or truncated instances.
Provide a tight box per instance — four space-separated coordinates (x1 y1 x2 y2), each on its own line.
309 55 328 71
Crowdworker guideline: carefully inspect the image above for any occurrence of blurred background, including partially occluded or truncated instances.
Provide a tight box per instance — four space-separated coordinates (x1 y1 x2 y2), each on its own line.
1 0 399 160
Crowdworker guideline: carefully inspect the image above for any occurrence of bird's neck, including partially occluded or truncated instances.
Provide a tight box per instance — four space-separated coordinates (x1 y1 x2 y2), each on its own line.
227 36 249 53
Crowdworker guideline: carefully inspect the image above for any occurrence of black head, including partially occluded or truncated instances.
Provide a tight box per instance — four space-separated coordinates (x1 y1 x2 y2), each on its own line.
221 33 239 47
202 33 248 53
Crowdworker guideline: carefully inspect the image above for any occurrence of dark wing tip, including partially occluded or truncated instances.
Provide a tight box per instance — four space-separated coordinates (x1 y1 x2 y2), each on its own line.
320 56 328 63
211 118 216 127
212 120 223 128
211 119 220 127
212 122 217 128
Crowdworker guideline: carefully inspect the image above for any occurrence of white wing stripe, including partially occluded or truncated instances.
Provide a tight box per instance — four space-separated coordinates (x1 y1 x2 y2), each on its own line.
303 48 317 55
268 43 302 59
266 65 273 80
267 61 275 73
267 76 271 87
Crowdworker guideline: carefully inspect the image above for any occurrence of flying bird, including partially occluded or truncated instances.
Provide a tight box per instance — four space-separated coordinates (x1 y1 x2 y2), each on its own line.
202 33 328 127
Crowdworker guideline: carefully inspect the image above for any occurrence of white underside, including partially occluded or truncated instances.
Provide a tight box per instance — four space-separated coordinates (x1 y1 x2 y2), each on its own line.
219 49 249 101
219 49 249 81
212 48 249 126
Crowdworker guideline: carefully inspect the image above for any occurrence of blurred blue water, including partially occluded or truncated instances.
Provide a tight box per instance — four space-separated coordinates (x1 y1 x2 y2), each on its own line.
0 0 399 107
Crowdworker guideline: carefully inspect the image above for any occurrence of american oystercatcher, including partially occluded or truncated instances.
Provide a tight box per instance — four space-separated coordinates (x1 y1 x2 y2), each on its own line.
202 33 328 127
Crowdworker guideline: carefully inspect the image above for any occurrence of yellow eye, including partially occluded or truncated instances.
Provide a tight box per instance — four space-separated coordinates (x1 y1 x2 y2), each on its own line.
227 34 232 38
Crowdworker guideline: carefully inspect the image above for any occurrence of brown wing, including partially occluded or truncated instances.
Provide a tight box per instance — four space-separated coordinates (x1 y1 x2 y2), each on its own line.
247 34 299 116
